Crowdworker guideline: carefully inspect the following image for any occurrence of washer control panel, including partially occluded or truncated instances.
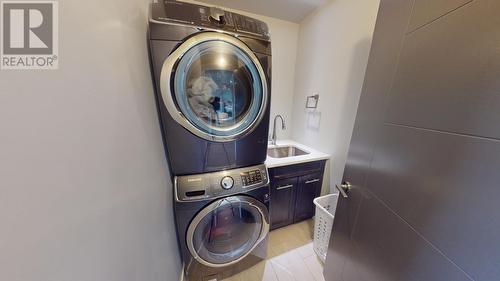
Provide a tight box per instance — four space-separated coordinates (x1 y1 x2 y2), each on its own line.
241 170 263 186
175 164 269 202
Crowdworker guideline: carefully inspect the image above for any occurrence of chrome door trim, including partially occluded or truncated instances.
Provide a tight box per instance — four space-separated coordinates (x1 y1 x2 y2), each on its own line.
159 32 269 142
186 195 270 268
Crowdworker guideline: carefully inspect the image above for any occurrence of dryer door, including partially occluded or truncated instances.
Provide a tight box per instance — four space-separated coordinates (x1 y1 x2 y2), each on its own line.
186 195 269 268
160 32 268 142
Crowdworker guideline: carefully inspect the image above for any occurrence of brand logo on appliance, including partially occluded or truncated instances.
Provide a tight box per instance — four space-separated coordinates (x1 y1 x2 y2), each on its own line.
1 1 58 69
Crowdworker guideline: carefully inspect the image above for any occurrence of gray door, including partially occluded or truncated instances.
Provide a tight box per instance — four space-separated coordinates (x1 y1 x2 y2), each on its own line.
325 1 500 281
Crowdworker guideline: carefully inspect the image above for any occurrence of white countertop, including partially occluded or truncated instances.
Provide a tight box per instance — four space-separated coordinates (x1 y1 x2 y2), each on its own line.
265 139 330 168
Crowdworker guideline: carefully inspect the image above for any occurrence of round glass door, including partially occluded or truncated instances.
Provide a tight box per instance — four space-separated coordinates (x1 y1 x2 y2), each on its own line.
160 32 268 142
187 196 269 267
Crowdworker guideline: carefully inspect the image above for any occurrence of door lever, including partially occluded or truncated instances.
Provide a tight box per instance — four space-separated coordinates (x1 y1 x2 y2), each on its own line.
336 181 351 198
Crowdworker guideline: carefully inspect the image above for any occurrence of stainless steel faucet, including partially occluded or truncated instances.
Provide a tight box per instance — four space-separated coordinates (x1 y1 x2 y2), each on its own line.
271 115 286 145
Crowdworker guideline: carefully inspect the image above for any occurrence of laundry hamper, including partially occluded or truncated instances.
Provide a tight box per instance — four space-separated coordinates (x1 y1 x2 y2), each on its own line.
313 193 339 263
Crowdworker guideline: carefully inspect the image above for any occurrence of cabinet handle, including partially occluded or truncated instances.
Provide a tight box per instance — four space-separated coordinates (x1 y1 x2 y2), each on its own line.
305 179 320 184
276 184 293 190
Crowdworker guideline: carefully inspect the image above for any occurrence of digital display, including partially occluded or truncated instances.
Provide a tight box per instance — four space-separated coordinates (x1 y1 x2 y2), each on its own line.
241 170 263 186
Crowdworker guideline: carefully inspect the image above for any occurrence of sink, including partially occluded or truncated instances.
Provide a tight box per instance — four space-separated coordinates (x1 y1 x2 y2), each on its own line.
267 146 310 158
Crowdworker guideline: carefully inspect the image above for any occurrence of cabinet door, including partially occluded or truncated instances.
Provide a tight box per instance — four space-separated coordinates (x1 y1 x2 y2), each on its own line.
294 173 323 223
270 177 297 230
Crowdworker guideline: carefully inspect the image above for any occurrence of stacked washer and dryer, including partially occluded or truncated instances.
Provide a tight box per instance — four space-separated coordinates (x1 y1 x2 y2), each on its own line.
148 1 272 280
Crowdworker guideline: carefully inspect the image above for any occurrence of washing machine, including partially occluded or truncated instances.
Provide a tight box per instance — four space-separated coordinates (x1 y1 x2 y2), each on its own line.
148 1 272 176
174 164 270 281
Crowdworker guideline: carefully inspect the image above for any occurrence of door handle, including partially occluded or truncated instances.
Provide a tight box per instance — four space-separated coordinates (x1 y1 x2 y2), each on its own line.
276 184 293 190
305 179 320 184
336 181 351 198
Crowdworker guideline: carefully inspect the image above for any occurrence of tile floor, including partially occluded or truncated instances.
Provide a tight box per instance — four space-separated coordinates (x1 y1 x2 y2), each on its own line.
223 220 325 281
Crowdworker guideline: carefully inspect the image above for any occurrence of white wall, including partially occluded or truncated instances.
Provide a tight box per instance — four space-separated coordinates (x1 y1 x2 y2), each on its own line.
261 16 299 140
183 0 300 140
0 1 181 281
291 0 380 189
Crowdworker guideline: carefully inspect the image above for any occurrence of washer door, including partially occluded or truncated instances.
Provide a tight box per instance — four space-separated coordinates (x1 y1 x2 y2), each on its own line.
186 196 269 268
160 32 268 142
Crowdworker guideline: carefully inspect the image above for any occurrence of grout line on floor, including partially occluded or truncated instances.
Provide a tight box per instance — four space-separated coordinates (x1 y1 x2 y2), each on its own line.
268 260 280 281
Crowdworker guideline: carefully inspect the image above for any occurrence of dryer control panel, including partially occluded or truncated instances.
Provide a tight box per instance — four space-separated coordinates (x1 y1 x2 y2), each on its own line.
151 1 270 40
175 164 269 202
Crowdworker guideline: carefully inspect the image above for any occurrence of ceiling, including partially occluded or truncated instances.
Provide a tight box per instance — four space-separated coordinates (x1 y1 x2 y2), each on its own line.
199 0 327 22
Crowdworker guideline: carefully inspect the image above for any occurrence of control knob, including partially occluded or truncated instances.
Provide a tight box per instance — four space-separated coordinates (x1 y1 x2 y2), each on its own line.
221 176 234 190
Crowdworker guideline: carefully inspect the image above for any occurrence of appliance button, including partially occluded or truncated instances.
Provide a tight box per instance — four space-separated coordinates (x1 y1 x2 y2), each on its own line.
221 176 234 190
